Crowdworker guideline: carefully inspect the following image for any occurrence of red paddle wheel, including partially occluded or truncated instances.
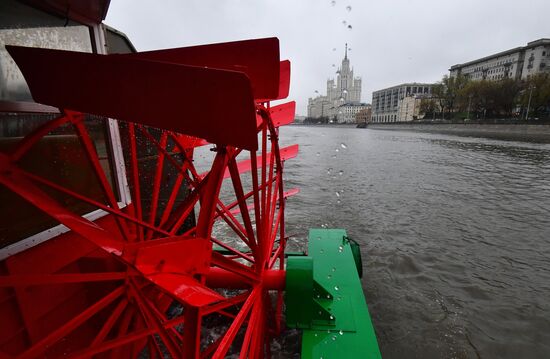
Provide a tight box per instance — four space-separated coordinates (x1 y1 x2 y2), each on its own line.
0 38 299 358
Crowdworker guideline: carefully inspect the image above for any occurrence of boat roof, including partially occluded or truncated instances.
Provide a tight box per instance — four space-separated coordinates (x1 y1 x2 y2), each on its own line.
20 0 111 25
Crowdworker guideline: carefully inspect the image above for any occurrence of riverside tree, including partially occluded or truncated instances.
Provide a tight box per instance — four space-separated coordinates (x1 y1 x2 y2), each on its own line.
517 73 550 118
432 74 469 119
431 73 549 120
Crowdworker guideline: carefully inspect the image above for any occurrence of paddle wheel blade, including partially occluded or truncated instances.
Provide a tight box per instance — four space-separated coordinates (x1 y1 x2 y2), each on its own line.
218 144 299 179
279 143 300 161
255 100 296 127
229 203 255 216
277 60 291 100
6 45 258 151
133 238 211 276
173 134 209 149
145 273 223 307
270 101 296 127
120 37 281 101
257 60 291 102
229 188 299 216
283 188 300 199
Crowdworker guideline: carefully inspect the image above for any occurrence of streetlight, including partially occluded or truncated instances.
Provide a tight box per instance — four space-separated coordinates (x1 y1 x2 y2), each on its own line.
525 85 536 120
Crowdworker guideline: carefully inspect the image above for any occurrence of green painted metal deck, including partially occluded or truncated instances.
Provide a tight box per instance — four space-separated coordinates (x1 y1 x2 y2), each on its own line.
288 229 382 359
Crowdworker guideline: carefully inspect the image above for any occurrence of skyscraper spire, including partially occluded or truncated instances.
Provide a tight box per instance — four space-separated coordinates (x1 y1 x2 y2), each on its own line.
345 43 348 60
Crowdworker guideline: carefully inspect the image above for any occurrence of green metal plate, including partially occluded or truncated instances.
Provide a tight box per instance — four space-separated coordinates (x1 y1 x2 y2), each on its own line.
301 229 382 359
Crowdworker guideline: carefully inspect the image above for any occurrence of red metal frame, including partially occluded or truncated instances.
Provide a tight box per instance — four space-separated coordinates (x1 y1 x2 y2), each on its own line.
0 38 298 358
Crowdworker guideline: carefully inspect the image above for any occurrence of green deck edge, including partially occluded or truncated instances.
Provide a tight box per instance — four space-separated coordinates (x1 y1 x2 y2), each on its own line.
296 229 381 359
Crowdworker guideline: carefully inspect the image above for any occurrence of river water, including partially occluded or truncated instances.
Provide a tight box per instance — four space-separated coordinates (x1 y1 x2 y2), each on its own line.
279 125 550 359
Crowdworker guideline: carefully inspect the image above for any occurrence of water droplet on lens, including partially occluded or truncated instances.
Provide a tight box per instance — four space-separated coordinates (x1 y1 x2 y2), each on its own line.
316 152 320 156
334 285 339 291
338 245 343 252
320 249 324 254
331 335 337 340
326 294 331 299
331 0 336 5
343 89 348 94
335 191 340 197
342 20 347 25
329 315 334 320
346 5 352 11
332 47 336 51
335 148 340 152
327 167 332 174
339 330 344 335
315 333 318 337
332 267 336 272
347 24 352 30
340 143 347 149
327 274 332 279
314 90 319 93
338 170 344 176
332 64 336 67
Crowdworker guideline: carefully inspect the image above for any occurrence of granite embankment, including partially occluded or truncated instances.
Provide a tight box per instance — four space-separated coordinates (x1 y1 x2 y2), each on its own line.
367 122 550 142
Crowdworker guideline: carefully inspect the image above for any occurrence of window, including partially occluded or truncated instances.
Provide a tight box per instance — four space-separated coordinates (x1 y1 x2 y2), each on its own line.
527 53 535 69
0 0 93 102
0 1 121 248
0 114 117 247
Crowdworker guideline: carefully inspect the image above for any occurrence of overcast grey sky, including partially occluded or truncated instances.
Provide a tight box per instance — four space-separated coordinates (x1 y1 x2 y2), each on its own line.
105 0 550 116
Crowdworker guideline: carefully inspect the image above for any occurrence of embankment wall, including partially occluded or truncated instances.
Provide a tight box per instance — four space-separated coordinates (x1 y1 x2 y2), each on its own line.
367 123 550 142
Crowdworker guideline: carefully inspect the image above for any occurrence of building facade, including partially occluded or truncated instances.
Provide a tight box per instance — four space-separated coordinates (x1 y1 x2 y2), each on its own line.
396 96 423 122
307 96 331 118
371 83 434 123
355 106 372 123
307 44 364 122
336 103 370 123
449 38 550 81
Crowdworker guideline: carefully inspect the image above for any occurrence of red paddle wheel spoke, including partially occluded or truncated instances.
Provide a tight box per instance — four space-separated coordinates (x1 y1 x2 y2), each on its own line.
72 113 132 242
17 167 170 237
18 286 125 359
90 297 129 347
128 122 145 241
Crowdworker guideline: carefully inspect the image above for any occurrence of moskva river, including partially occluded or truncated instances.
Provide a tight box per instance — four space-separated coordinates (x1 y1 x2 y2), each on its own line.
280 125 550 359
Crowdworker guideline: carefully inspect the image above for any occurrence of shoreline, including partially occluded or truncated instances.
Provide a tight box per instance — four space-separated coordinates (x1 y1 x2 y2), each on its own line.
352 123 550 143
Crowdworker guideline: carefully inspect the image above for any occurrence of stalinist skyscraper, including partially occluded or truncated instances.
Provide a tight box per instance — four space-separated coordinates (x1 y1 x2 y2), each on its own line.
308 44 363 121
327 44 361 104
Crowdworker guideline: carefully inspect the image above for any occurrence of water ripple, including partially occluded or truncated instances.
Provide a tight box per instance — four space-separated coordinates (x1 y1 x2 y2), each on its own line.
281 126 550 359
